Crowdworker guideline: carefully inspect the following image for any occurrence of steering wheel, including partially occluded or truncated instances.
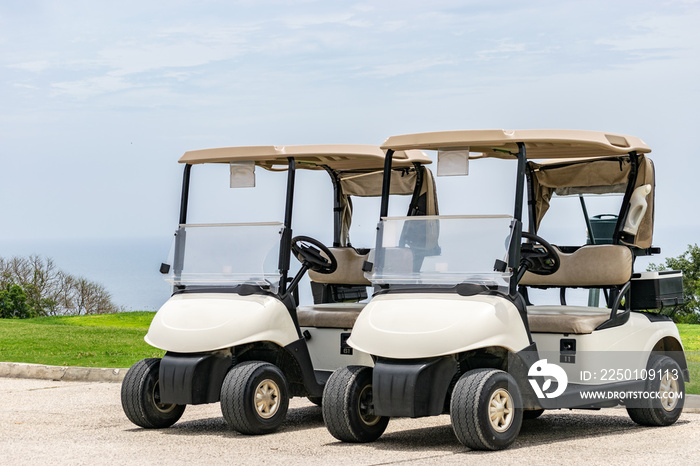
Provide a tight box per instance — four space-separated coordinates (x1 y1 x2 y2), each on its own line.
520 232 560 275
291 236 337 275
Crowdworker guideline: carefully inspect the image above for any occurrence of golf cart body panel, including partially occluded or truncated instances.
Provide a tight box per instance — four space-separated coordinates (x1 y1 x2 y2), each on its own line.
349 293 530 359
300 327 375 372
145 293 298 353
530 311 684 385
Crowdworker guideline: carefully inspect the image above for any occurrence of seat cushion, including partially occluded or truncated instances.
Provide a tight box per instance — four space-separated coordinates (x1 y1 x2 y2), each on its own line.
297 303 365 329
527 305 611 334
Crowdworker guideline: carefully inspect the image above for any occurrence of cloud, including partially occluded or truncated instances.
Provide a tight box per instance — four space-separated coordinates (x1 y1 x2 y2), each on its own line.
595 12 700 60
12 83 39 90
8 60 52 73
359 57 458 78
39 23 258 98
51 75 134 99
280 12 368 29
475 40 527 61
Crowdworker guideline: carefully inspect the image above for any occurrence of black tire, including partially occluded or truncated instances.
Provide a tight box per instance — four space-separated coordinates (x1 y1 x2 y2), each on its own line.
220 361 289 435
626 354 685 426
450 368 523 451
322 366 389 443
307 396 322 406
523 409 545 420
121 358 185 429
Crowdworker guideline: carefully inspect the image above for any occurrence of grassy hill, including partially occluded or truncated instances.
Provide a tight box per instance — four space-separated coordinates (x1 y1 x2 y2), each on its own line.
0 313 698 395
0 312 163 368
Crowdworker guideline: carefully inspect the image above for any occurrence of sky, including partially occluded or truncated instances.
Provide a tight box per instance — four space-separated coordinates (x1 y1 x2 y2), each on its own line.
2 0 699 264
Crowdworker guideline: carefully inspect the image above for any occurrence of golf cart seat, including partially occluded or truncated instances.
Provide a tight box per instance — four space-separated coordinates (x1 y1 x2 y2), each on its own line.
526 305 611 334
297 303 365 329
520 244 633 287
308 247 371 286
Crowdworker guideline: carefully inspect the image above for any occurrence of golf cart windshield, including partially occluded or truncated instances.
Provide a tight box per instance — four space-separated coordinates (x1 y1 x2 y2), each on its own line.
369 215 513 288
165 223 283 291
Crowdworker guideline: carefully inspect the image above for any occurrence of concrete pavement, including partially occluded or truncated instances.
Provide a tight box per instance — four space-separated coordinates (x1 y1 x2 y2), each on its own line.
1 376 699 465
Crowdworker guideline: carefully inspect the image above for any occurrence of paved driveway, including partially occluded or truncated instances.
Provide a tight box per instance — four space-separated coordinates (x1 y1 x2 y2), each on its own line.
1 377 698 465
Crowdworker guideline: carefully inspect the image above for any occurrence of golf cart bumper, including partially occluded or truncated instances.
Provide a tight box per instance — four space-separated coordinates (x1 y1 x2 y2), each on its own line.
372 356 458 418
158 352 232 405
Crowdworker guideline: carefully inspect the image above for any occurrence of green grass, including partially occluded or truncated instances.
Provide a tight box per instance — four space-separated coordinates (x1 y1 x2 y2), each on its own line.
678 324 700 395
1 314 699 395
0 312 163 368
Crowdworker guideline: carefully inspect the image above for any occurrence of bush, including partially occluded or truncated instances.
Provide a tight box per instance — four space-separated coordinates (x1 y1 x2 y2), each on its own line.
0 255 121 318
0 283 32 318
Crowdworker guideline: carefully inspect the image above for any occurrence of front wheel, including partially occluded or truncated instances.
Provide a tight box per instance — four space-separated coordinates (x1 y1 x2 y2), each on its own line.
450 368 523 450
220 361 290 435
121 358 185 428
626 354 685 426
322 366 389 443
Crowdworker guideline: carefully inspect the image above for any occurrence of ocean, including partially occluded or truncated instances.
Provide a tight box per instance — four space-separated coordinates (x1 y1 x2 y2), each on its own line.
0 224 696 312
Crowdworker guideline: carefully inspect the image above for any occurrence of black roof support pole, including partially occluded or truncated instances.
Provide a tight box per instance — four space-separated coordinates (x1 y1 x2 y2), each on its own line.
279 158 296 296
525 163 537 234
321 165 343 247
509 143 526 296
579 195 596 244
407 162 424 215
379 149 395 219
172 164 192 285
513 142 526 224
178 164 192 225
613 151 639 244
372 149 396 275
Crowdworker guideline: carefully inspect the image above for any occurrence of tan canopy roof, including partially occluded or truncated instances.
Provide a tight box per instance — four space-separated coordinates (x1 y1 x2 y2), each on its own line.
335 167 439 246
529 155 655 249
179 144 431 170
381 129 650 159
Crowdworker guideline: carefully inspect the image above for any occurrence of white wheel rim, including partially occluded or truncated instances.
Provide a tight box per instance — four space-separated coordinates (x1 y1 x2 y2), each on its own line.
152 381 177 414
489 388 514 433
254 379 280 419
659 372 680 412
358 384 381 426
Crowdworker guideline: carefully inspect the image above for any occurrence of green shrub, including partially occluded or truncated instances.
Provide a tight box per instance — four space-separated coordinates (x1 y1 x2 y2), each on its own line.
649 243 700 323
0 283 33 319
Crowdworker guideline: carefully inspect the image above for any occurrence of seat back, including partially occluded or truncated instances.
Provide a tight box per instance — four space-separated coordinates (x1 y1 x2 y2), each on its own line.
308 247 370 285
520 244 633 287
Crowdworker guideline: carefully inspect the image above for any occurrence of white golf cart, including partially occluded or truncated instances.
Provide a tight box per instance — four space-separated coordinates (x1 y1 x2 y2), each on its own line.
121 145 437 434
322 130 688 450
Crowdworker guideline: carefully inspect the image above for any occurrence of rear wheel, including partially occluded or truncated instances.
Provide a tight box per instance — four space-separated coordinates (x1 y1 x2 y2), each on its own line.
450 368 523 450
322 366 389 443
220 361 289 435
627 354 684 426
121 358 185 428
